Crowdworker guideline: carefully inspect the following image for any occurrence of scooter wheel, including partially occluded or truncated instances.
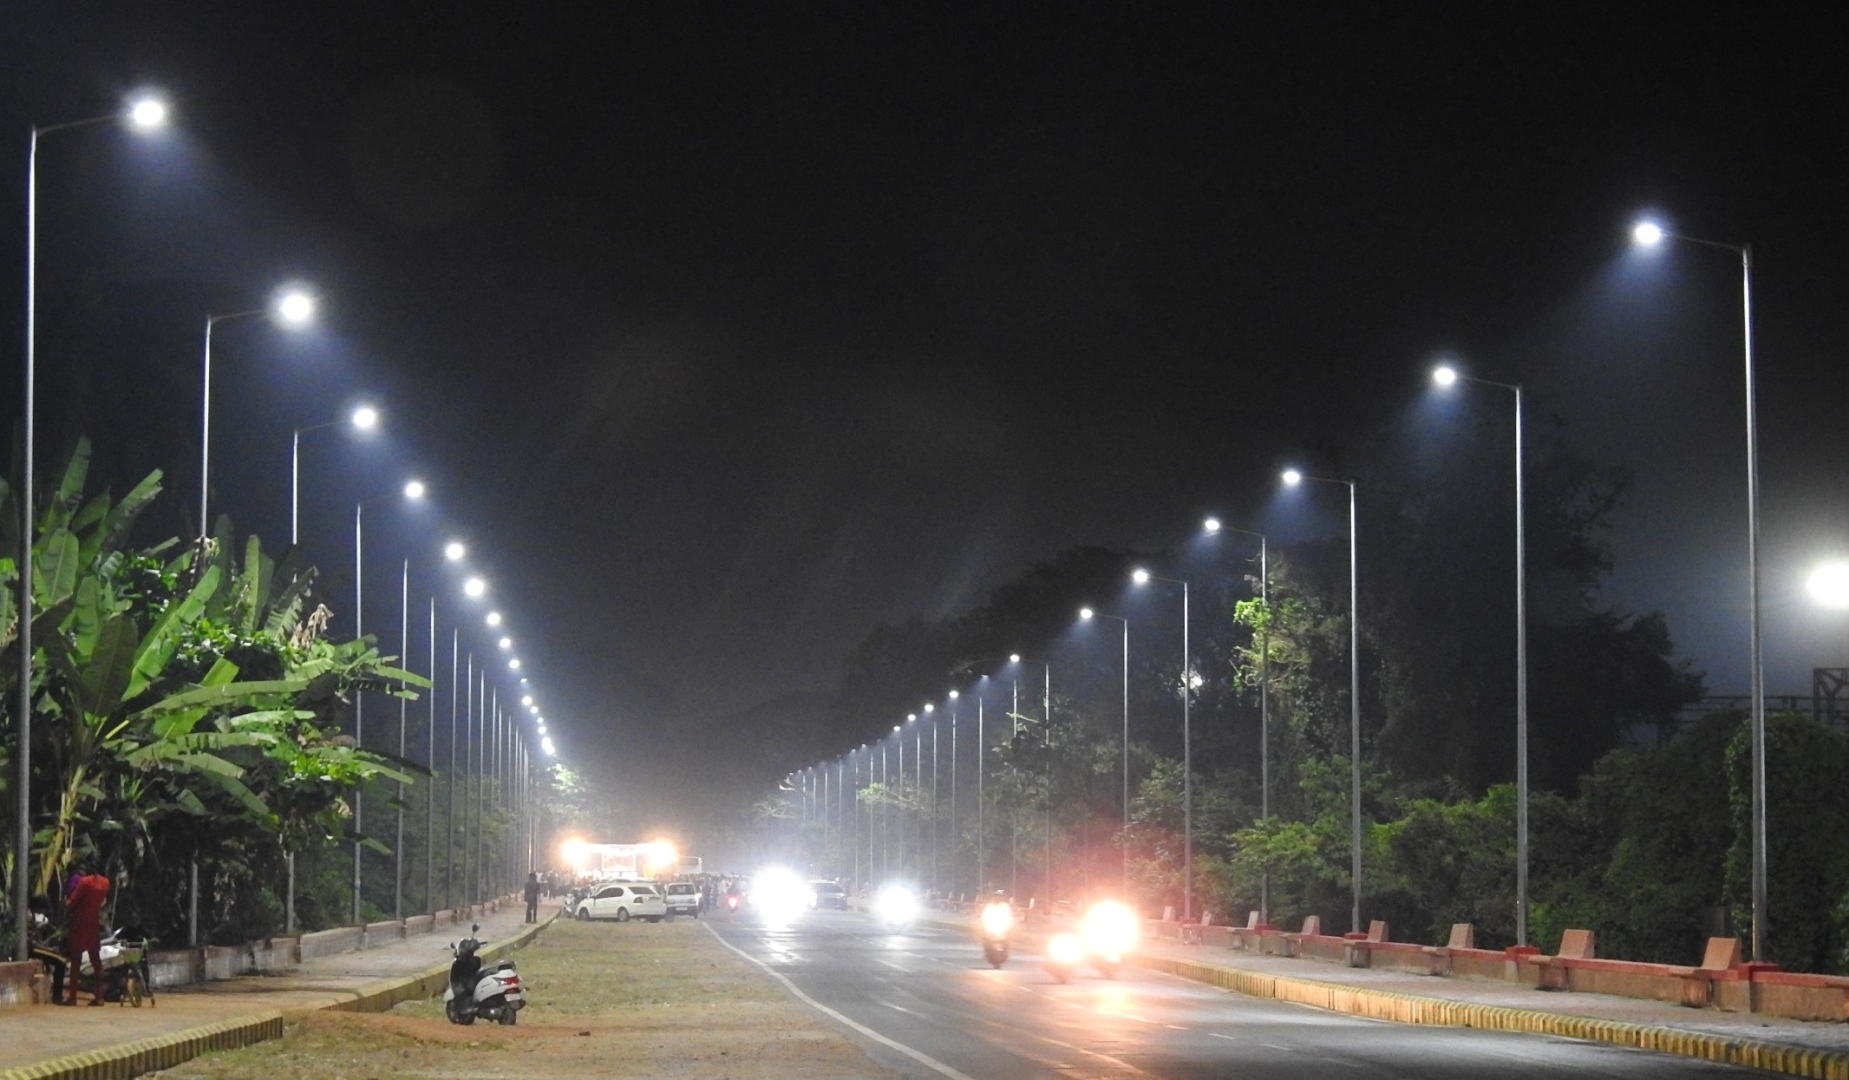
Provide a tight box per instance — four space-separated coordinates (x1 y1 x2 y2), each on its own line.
445 998 476 1025
498 1009 518 1026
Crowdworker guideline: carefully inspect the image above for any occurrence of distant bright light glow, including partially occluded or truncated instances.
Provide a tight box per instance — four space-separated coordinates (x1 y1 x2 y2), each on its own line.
127 96 168 130
875 884 920 930
402 479 426 500
948 690 958 699
508 658 521 670
498 636 512 649
541 737 556 756
1808 562 1849 609
753 868 810 926
1008 653 1021 663
1632 221 1665 246
529 705 539 714
485 610 502 626
1080 606 1095 620
907 713 916 722
892 725 900 732
351 405 379 430
521 695 533 706
1131 568 1151 585
923 703 934 713
1203 517 1222 534
1433 364 1459 387
1281 468 1304 486
463 577 487 598
275 290 315 326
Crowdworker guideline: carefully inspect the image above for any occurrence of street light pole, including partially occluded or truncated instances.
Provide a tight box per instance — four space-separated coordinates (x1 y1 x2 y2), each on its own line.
1131 571 1195 919
1633 222 1766 961
1207 518 1271 921
1282 470 1362 933
1081 607 1131 895
15 98 166 961
1433 366 1529 944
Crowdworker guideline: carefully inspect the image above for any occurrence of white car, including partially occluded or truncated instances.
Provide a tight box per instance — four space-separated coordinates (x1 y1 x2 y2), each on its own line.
575 882 667 923
663 881 701 918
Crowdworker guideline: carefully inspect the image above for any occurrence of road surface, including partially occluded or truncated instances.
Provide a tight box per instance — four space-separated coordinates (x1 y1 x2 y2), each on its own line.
705 907 1773 1079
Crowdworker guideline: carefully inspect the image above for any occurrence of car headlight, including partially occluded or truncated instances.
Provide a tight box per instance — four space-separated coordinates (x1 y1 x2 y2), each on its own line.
876 885 919 926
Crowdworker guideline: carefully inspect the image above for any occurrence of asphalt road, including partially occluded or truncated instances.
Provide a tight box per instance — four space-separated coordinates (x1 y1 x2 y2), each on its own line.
705 907 1774 1080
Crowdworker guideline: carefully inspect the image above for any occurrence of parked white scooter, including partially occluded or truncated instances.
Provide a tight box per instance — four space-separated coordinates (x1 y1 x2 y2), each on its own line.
444 923 525 1025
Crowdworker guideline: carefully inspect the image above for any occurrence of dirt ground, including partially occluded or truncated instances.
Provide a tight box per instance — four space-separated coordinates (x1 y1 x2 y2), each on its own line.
154 918 907 1079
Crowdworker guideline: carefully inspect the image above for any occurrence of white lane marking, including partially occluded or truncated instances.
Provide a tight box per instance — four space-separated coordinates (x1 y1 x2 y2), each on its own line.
1262 1043 1291 1051
702 921 982 1080
1209 1033 1238 1042
1165 1024 1188 1031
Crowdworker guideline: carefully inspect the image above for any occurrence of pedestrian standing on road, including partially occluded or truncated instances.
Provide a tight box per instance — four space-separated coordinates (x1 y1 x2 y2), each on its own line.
523 872 541 923
64 865 110 1005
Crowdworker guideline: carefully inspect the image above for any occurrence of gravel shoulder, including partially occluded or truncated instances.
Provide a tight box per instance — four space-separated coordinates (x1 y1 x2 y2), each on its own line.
155 917 908 1079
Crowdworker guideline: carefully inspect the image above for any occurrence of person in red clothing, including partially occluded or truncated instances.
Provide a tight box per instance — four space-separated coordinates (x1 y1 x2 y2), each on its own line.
64 866 110 1005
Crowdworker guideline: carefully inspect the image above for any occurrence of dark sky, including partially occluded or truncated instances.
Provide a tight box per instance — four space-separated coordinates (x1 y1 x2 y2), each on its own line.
5 5 1846 828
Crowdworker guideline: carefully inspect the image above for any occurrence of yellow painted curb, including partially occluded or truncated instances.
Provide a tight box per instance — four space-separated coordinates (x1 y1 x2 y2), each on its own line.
0 1010 283 1080
1 913 557 1080
1134 951 1849 1080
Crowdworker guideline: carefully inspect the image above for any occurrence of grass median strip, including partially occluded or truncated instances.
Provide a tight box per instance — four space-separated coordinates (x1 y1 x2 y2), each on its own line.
154 919 907 1079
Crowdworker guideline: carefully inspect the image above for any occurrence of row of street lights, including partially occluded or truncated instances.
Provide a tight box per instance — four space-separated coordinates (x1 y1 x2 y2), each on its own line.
13 91 567 958
784 215 1772 958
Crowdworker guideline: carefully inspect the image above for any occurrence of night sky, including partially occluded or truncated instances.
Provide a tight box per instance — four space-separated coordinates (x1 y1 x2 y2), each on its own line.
4 5 1846 834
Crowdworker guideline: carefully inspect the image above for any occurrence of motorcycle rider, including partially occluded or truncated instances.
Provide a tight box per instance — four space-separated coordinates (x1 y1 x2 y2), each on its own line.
28 897 69 1005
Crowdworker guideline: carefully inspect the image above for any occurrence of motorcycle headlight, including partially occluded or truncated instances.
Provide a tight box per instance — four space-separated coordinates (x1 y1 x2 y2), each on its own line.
980 902 1014 936
1079 900 1139 957
1048 932 1086 965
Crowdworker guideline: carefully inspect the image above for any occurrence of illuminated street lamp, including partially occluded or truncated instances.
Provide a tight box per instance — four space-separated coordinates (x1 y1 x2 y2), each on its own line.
464 577 487 599
1281 467 1363 934
292 404 378 544
1632 216 1766 960
16 92 168 959
444 540 466 562
1432 361 1531 946
1080 606 1131 893
351 480 428 922
485 611 502 626
1130 567 1199 920
200 286 315 537
1808 562 1849 610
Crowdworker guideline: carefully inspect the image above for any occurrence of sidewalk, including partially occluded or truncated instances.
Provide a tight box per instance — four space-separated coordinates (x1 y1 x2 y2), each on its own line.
944 909 1849 1078
0 902 555 1080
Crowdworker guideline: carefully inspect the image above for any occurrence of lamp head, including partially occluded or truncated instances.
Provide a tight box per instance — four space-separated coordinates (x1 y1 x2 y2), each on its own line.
893 725 900 733
521 695 533 706
498 636 512 650
1632 220 1666 247
1432 364 1459 387
1131 568 1151 585
274 289 315 327
1079 606 1094 620
351 405 380 430
923 703 934 713
509 658 521 670
444 540 465 562
1203 517 1221 534
1008 653 1021 664
485 610 502 626
1281 468 1303 486
402 479 426 500
463 576 487 598
948 690 958 699
126 95 169 130
1808 562 1849 610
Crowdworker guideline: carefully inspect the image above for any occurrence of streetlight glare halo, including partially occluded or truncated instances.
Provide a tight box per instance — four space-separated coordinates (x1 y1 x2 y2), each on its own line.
1808 562 1849 610
1433 364 1459 387
948 690 958 699
521 695 533 706
351 405 380 430
923 703 934 713
498 636 512 649
1008 653 1021 663
485 610 502 626
509 658 521 670
1203 517 1221 533
1281 468 1304 486
1080 606 1095 620
463 577 487 598
443 540 465 561
1131 568 1151 585
402 479 426 500
1632 220 1666 247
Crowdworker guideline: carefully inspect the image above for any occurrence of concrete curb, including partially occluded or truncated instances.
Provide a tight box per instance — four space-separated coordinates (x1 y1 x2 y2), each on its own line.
0 914 557 1080
1136 949 1849 1080
0 1011 284 1080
